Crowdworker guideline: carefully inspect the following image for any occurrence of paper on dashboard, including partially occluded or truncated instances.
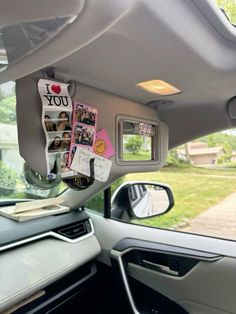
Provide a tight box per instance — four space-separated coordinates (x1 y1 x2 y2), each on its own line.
70 147 113 182
0 196 69 222
14 196 65 213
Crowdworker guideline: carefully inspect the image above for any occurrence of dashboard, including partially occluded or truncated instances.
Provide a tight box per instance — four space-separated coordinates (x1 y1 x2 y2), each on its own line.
0 211 101 313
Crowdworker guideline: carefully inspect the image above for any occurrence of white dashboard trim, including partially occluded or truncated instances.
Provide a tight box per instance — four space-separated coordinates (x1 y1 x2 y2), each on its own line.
0 218 94 252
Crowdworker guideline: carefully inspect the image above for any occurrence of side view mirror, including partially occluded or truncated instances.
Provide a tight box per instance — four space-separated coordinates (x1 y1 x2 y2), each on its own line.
111 181 174 221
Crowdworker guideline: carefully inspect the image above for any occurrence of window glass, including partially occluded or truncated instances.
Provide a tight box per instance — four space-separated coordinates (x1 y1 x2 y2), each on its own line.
0 16 77 72
215 0 236 25
0 82 66 200
85 178 123 213
85 191 104 214
87 130 236 241
127 130 236 240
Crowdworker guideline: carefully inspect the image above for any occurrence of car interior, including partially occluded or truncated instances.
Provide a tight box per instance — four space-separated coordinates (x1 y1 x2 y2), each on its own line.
1 0 236 313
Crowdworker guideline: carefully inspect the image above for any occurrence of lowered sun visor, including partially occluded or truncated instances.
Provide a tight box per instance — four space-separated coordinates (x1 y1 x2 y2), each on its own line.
16 71 113 190
16 70 169 192
16 71 48 176
16 71 78 178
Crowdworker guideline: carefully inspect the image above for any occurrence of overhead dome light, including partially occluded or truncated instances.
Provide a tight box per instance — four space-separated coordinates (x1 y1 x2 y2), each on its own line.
137 79 181 95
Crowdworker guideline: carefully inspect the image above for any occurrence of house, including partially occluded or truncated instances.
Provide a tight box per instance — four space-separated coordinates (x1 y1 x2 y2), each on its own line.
187 142 224 165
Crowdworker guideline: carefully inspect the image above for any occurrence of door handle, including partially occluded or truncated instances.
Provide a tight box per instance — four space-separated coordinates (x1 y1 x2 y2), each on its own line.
143 260 179 276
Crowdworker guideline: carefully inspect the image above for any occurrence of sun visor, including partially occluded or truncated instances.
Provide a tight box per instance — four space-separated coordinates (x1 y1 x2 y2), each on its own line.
16 71 48 175
15 71 102 191
16 70 169 192
16 71 76 178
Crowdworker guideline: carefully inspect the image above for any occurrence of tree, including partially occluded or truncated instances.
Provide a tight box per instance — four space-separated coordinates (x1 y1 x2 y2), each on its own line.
200 133 236 153
0 95 16 124
198 132 236 163
165 148 179 166
125 135 143 154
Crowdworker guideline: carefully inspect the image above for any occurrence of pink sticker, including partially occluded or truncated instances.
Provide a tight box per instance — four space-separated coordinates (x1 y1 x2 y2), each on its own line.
94 129 115 158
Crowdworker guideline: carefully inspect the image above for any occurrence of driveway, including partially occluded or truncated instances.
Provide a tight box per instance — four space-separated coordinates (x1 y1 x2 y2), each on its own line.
177 192 236 240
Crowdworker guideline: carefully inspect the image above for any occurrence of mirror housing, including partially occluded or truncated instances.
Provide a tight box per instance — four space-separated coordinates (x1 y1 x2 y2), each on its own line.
111 181 174 221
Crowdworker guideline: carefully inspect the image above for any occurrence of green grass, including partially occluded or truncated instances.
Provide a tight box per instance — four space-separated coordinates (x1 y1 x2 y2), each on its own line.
123 152 151 161
125 166 236 229
163 165 236 176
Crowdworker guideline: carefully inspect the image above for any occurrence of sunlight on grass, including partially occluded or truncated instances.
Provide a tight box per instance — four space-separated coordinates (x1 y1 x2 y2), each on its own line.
126 167 236 228
123 152 151 161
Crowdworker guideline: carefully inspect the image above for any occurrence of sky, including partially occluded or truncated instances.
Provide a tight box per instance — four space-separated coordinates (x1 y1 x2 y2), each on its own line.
0 81 15 96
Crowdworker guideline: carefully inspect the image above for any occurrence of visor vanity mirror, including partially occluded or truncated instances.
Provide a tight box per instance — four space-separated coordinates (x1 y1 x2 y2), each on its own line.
116 116 159 164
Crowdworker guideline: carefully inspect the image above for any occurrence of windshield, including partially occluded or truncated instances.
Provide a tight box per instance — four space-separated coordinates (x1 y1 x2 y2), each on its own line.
0 82 66 201
215 0 236 25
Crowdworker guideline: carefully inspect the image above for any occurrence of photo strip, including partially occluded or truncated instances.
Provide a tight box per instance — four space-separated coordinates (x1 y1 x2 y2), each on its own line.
48 152 75 178
38 79 74 179
69 101 98 166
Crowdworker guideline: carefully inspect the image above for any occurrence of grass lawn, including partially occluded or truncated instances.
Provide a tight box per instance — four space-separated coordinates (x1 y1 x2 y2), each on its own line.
123 152 150 161
163 165 236 176
125 166 236 229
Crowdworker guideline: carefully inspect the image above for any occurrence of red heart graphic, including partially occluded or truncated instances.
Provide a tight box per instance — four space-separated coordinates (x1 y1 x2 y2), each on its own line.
51 85 61 94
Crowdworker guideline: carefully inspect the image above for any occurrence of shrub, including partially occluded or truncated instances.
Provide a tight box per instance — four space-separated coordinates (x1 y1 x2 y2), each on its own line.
85 177 124 212
0 161 17 196
125 136 143 154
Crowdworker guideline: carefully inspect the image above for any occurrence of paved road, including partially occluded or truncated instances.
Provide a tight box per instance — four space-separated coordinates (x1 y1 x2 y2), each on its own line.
178 192 236 240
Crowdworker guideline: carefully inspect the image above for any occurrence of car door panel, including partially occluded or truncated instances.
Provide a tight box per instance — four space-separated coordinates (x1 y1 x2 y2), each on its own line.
89 212 236 314
126 257 236 314
111 239 232 314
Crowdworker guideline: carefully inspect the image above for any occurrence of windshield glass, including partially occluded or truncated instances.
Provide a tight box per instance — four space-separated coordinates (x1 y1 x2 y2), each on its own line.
0 82 66 200
215 0 236 25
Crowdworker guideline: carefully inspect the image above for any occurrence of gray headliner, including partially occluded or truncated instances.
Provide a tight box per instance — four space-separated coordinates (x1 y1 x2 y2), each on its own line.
52 0 236 147
1 0 236 148
53 0 236 106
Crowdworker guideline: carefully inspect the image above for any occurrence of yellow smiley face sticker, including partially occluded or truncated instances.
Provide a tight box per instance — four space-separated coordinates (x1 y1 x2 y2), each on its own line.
94 139 107 156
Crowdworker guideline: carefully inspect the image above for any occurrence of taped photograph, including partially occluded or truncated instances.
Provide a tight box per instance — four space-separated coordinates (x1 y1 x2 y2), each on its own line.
74 103 97 126
74 124 95 147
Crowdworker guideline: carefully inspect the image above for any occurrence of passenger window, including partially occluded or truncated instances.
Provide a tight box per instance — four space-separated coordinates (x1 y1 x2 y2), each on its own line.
85 191 104 214
85 178 124 214
87 130 236 241
122 131 236 241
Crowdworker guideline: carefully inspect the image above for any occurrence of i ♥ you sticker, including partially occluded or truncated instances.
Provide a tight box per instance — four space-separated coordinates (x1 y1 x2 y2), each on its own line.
38 79 72 108
51 84 61 94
